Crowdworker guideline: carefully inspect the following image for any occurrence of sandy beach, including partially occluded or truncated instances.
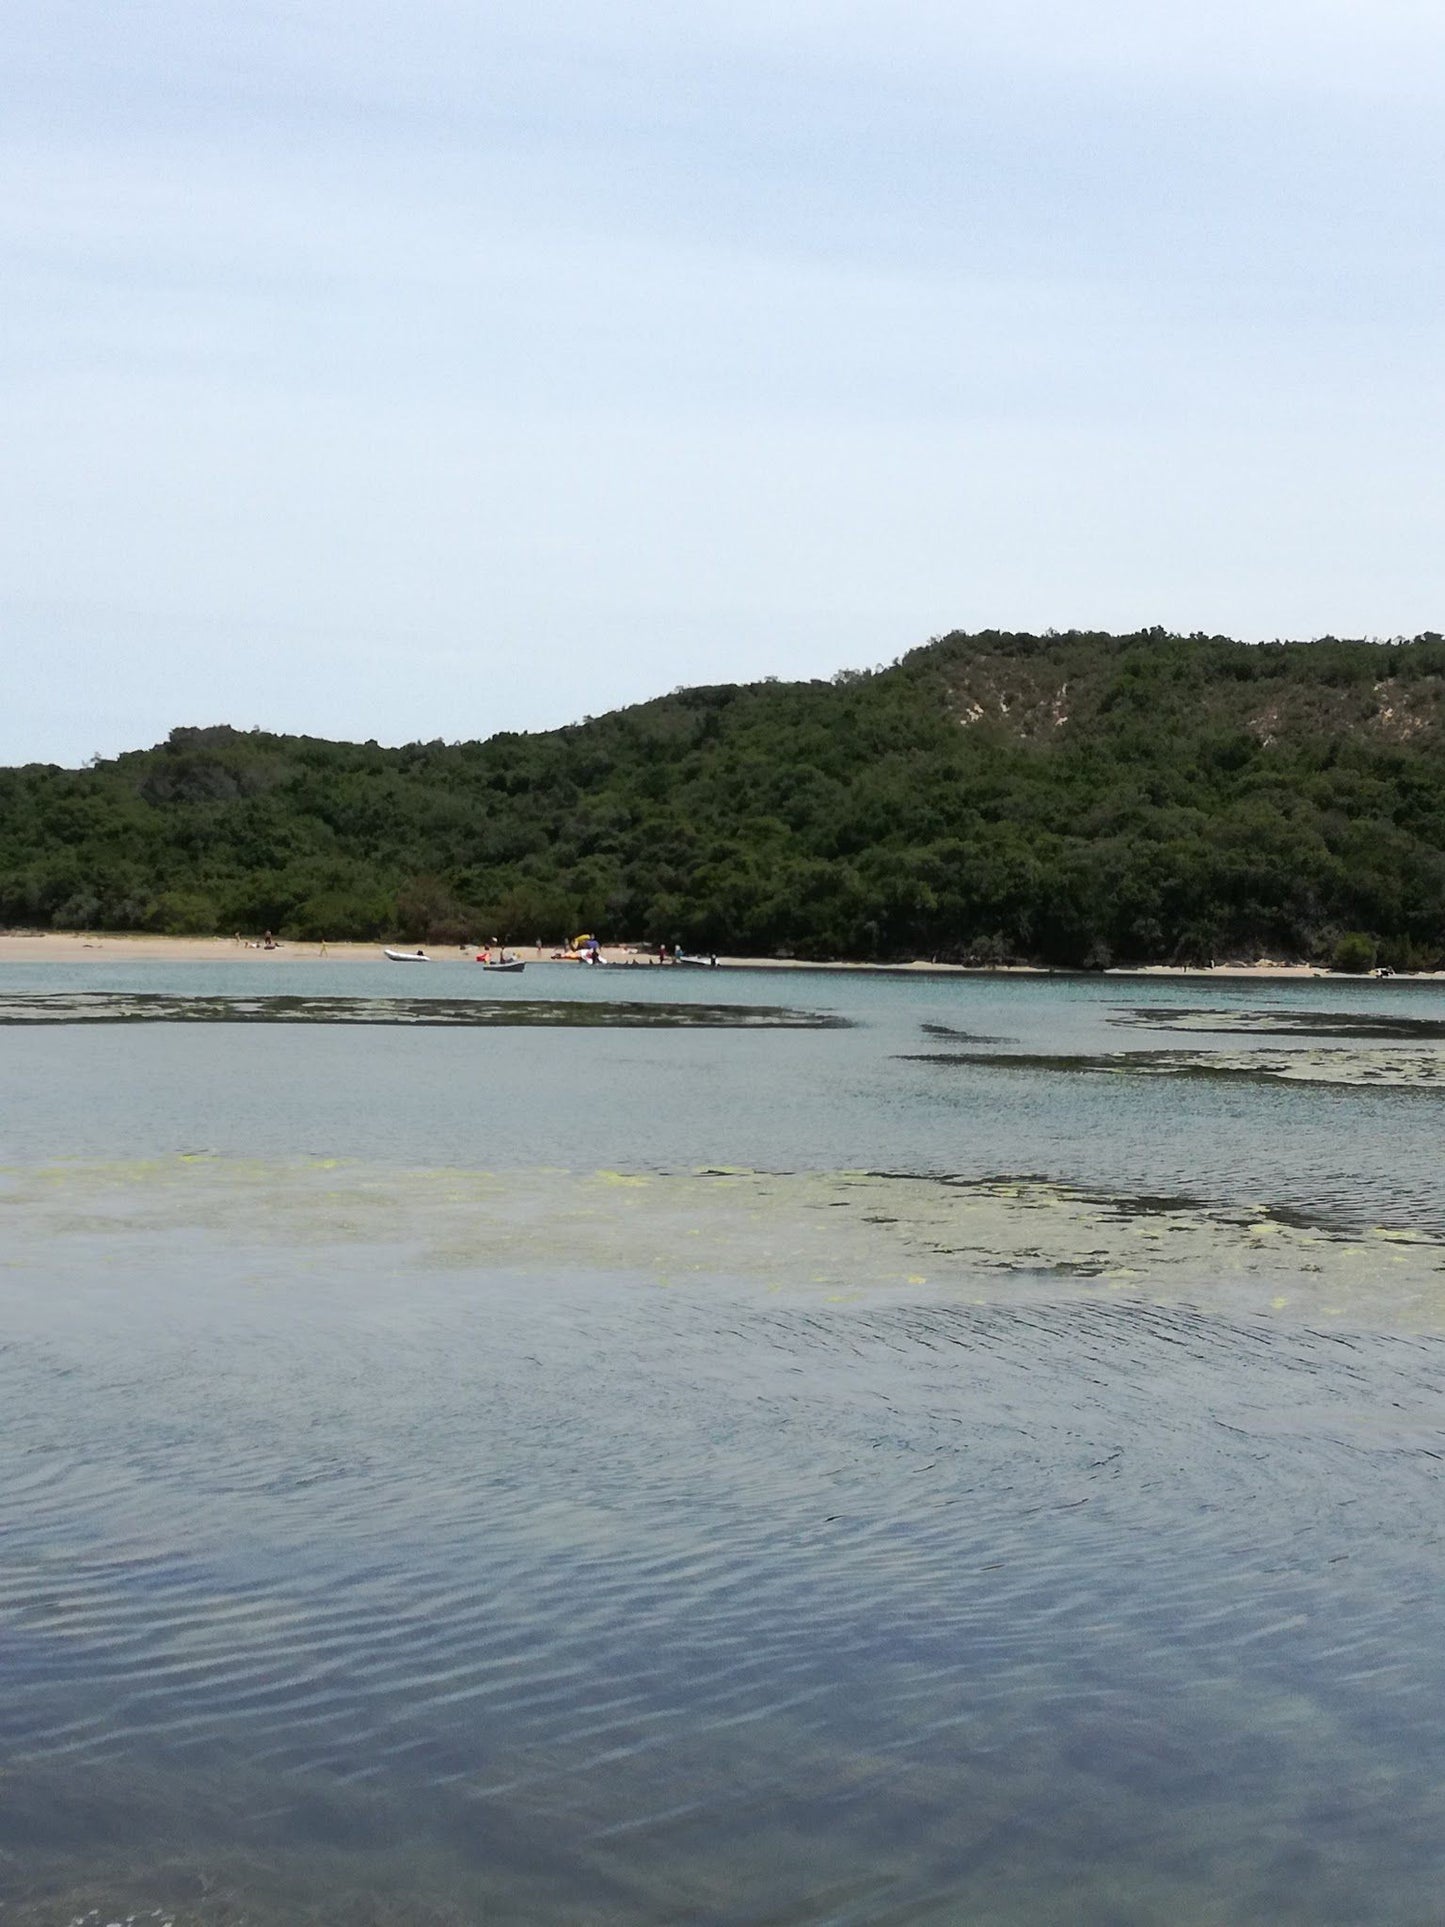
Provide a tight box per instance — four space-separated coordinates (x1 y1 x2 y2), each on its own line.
0 930 1433 977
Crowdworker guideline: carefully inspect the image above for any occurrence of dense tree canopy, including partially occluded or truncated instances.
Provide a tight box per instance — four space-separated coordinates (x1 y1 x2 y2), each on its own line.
4 628 1445 967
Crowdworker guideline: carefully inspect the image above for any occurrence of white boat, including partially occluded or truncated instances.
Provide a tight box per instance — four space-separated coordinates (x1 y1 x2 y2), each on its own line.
383 947 431 962
479 959 525 973
674 953 719 968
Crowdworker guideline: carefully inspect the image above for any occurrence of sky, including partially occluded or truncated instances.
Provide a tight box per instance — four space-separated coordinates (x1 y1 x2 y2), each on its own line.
3 2 1444 765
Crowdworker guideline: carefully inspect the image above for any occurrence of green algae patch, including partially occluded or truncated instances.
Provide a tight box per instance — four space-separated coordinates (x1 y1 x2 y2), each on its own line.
8 1157 1445 1329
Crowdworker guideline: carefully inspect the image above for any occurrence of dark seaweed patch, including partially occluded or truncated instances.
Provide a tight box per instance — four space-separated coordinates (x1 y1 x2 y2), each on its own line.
899 1047 1445 1091
0 992 850 1030
1110 1005 1445 1041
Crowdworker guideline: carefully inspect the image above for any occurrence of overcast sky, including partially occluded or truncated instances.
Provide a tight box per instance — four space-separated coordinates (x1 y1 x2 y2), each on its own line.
4 1 1443 765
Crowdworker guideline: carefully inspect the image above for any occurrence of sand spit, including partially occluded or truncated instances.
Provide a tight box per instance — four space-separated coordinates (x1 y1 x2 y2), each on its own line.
1 931 1439 979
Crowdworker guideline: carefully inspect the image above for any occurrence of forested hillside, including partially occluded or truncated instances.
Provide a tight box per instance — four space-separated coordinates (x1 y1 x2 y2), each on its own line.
5 628 1445 967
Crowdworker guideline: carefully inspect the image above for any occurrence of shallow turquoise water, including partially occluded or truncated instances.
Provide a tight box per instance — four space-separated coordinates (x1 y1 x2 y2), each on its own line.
3 965 1445 1922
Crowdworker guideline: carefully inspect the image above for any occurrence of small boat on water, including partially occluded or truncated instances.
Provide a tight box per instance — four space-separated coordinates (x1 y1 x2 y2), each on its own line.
384 947 431 962
478 959 525 972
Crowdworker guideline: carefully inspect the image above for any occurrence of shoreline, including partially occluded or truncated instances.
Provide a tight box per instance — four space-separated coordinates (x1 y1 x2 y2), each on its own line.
0 931 1436 980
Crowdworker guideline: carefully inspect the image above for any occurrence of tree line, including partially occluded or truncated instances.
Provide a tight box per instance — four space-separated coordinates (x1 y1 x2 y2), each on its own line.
3 628 1444 969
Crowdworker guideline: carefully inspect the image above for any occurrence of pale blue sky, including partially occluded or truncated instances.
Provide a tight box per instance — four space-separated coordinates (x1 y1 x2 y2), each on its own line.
4 1 1443 764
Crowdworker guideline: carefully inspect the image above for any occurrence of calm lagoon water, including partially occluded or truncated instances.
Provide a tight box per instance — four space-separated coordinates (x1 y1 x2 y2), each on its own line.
3 961 1445 1922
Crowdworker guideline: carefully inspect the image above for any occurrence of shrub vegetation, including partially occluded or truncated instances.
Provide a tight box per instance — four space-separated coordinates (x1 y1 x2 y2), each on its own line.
4 628 1445 966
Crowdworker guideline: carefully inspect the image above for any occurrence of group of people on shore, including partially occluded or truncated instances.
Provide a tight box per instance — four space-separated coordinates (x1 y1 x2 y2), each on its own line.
224 930 716 966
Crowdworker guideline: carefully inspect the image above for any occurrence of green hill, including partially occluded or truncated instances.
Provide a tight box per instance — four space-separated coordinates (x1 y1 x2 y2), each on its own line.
5 628 1445 967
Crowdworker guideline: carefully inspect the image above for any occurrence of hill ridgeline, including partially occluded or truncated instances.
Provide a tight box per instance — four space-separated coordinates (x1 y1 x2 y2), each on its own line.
4 628 1445 968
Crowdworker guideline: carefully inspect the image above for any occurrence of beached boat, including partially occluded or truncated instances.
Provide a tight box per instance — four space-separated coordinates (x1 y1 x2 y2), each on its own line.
674 953 719 968
383 947 431 962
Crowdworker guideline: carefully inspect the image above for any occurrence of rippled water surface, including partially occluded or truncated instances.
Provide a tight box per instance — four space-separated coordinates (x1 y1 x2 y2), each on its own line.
4 963 1445 1922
